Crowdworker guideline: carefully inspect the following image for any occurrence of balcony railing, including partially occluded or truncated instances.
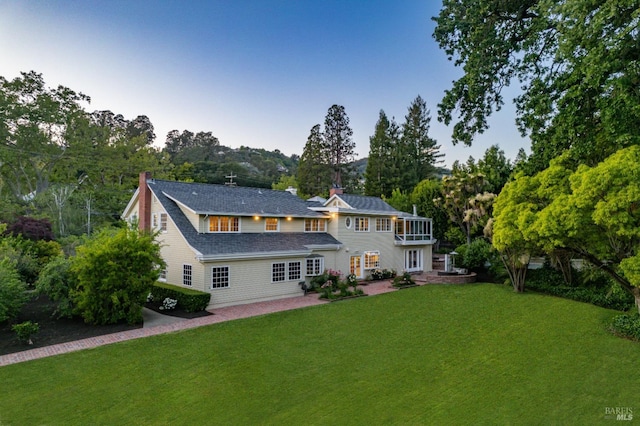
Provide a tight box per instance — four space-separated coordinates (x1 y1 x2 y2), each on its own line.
395 218 433 243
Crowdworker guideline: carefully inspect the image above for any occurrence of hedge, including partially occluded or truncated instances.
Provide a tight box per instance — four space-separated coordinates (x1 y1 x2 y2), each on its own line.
150 282 211 312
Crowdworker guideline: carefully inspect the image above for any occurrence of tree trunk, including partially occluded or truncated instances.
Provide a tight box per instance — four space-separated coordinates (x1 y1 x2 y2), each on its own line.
633 287 640 315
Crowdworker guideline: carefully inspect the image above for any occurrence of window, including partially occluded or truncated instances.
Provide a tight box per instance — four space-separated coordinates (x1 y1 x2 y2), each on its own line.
211 266 230 289
158 268 167 282
306 257 324 276
209 216 239 232
272 262 286 282
345 217 352 229
152 213 158 228
183 264 192 286
265 218 279 232
355 217 369 232
376 218 391 232
160 213 168 232
288 262 301 281
304 218 326 232
364 251 380 269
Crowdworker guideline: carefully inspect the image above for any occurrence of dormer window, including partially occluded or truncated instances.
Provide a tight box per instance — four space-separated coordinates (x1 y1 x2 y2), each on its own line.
304 218 326 232
209 216 239 232
265 218 279 232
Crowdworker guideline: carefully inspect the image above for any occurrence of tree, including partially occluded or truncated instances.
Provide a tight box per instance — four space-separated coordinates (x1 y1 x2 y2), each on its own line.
323 105 355 188
410 179 448 243
476 145 513 194
0 71 90 199
70 227 164 325
437 166 490 245
364 110 398 197
433 0 640 172
399 95 443 190
164 130 220 164
297 124 332 198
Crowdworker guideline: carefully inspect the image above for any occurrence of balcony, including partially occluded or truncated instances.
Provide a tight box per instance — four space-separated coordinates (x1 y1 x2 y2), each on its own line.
394 218 433 245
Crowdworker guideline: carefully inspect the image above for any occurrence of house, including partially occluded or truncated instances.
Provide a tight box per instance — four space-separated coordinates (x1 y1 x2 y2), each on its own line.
122 172 436 309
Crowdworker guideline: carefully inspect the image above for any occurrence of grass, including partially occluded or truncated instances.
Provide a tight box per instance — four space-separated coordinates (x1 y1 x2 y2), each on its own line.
1 283 639 424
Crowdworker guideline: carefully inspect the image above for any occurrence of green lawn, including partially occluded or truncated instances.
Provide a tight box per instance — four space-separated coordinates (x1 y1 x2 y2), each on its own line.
1 284 638 425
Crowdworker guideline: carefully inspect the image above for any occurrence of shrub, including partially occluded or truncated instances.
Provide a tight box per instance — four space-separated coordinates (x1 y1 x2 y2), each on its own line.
71 227 165 325
609 313 640 341
0 258 28 323
35 256 76 318
392 271 416 288
527 266 634 311
150 282 210 312
12 321 40 345
456 238 494 272
4 216 54 241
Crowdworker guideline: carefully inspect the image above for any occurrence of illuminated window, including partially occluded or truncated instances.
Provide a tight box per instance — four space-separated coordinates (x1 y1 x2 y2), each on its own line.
355 217 369 232
209 216 239 232
364 251 380 269
265 218 279 232
304 218 326 232
375 218 391 232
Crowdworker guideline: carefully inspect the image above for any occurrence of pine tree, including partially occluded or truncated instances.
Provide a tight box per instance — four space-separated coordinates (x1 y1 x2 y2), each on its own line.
297 124 331 197
399 95 442 192
323 105 355 188
365 110 399 198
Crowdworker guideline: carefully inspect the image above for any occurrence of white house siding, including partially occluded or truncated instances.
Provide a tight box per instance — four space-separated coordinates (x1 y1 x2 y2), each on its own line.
204 256 305 309
330 214 402 278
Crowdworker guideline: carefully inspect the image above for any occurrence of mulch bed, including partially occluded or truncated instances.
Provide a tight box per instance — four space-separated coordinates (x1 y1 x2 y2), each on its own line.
1 295 211 356
144 301 212 319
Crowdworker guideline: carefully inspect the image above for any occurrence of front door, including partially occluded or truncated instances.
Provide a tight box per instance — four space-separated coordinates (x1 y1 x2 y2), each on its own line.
350 255 362 278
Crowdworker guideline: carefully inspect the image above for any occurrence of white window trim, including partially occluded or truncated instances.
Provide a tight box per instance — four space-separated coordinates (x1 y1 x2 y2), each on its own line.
183 264 192 287
364 251 381 269
158 268 167 282
211 266 230 289
208 216 240 233
160 213 168 232
355 217 369 232
265 218 280 232
288 261 301 281
375 217 392 232
272 262 286 283
306 257 324 276
304 218 326 233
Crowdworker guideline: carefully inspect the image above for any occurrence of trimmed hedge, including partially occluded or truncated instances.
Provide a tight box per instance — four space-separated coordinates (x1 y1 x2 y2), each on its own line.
527 267 634 311
610 313 640 341
151 282 210 312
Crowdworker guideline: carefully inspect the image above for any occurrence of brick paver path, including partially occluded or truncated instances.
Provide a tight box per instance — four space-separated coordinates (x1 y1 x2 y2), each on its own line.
1 279 400 367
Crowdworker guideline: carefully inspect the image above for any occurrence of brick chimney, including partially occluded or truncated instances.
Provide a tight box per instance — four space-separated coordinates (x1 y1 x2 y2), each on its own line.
139 171 152 231
329 185 343 197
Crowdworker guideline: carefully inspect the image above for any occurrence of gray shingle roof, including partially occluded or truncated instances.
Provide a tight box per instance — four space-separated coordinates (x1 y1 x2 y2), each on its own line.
149 179 325 217
333 194 399 213
148 180 341 257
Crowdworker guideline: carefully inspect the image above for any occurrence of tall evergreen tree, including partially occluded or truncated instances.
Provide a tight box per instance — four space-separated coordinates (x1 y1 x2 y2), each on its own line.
297 124 331 197
399 95 442 192
323 105 355 188
364 110 395 197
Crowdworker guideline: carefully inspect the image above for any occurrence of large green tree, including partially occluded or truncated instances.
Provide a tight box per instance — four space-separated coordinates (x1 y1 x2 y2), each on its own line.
364 110 398 197
0 71 89 199
399 95 443 190
433 0 640 172
493 146 640 311
323 105 356 188
297 124 331 198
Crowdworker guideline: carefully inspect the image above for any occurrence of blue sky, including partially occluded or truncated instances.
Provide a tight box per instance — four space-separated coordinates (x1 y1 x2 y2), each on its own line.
0 0 528 168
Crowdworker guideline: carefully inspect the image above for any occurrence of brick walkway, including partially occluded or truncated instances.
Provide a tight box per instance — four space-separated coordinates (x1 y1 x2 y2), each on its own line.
1 279 401 367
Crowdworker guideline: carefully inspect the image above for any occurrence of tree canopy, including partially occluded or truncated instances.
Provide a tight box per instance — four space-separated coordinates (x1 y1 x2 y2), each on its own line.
433 0 640 172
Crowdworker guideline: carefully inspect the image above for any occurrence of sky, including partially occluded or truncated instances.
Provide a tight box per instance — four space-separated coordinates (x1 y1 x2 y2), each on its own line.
0 0 529 168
